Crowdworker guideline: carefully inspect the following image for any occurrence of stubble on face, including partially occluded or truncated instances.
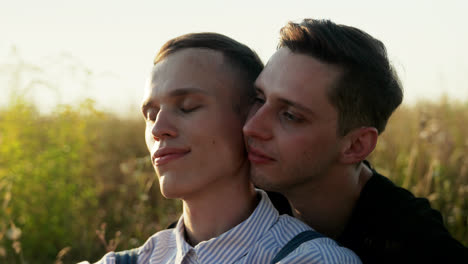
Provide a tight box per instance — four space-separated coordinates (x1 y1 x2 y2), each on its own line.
245 48 343 195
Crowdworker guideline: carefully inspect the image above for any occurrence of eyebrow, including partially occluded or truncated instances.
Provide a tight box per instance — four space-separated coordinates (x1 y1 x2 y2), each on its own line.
254 87 314 115
141 87 210 114
278 98 314 115
168 87 209 97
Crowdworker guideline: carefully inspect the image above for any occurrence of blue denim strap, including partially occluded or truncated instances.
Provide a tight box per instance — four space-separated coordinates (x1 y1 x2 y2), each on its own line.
271 230 324 263
114 248 139 264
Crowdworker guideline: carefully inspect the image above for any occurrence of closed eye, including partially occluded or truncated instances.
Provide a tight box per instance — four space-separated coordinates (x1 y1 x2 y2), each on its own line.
145 108 158 122
180 105 201 114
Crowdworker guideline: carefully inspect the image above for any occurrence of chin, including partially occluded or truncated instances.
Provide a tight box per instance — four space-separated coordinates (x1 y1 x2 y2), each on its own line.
159 180 199 200
159 180 182 199
251 172 278 192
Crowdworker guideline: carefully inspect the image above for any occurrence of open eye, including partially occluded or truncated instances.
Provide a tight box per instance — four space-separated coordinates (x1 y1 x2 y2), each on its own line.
254 96 265 105
281 110 304 123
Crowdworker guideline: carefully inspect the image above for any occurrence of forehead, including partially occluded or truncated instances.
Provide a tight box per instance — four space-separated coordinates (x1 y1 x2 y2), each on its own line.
143 48 236 101
257 48 341 114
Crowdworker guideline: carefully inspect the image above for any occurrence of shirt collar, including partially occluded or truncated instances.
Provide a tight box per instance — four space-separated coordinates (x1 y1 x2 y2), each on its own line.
173 189 279 263
174 217 193 263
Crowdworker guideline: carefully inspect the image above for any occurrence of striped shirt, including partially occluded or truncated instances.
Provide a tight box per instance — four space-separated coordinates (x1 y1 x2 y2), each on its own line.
93 190 361 264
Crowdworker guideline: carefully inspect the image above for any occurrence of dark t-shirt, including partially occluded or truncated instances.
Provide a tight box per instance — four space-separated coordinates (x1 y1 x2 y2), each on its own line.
336 166 467 263
270 163 468 263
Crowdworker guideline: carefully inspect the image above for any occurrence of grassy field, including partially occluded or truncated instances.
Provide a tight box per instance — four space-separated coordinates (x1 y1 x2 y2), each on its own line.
369 97 468 245
0 97 467 263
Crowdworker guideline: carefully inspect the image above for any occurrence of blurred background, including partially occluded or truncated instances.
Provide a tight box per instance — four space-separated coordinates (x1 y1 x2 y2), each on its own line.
1 0 467 263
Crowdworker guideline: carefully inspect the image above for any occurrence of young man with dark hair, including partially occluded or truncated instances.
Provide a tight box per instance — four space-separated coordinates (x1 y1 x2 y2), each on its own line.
244 19 467 263
89 32 361 264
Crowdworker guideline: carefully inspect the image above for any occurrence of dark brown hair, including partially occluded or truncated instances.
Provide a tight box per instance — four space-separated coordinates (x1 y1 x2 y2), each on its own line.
279 19 403 135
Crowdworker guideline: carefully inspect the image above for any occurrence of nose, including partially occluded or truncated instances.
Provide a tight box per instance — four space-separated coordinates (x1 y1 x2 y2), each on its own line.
151 109 177 141
243 104 273 141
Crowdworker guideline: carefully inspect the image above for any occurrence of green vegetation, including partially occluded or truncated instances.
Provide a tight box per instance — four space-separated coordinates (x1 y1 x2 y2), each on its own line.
0 97 181 263
0 96 466 263
369 98 468 246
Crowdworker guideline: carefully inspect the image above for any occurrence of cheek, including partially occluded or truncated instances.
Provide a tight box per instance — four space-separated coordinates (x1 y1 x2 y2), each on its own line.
277 133 319 167
279 132 306 153
291 132 339 164
207 112 245 147
223 124 247 154
197 122 245 165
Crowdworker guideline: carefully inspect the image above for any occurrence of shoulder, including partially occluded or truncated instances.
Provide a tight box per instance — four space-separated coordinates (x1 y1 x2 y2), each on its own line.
267 214 312 245
137 229 177 261
269 216 361 263
358 168 447 231
89 251 116 264
250 215 361 263
90 229 177 264
361 169 440 219
351 166 467 261
280 237 361 264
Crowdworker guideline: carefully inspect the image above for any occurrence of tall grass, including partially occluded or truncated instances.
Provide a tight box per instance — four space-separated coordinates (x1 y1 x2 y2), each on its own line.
0 54 466 263
0 97 466 263
0 98 181 263
369 97 468 245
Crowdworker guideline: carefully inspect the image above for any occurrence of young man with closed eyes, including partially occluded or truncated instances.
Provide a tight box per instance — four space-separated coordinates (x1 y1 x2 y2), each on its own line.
88 32 361 264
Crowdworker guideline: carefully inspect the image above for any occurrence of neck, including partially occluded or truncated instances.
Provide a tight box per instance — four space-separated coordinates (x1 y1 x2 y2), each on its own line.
182 168 257 246
285 163 373 239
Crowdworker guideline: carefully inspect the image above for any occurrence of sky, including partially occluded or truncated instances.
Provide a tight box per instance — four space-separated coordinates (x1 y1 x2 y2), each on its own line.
1 0 467 117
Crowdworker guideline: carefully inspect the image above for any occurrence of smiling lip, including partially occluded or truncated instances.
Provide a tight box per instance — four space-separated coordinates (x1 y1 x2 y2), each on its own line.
247 146 275 164
152 147 190 166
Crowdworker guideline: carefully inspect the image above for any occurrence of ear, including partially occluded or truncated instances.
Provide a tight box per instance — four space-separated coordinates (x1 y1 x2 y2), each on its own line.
339 127 378 164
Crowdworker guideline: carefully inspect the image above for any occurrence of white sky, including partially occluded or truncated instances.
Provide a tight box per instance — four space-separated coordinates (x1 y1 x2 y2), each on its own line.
1 0 467 116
